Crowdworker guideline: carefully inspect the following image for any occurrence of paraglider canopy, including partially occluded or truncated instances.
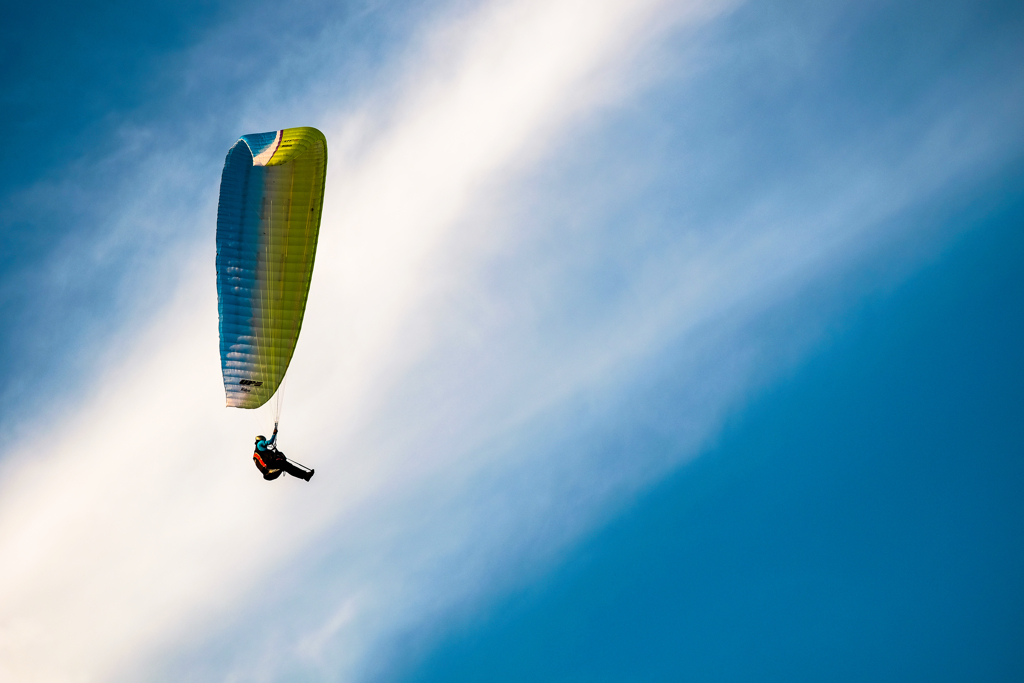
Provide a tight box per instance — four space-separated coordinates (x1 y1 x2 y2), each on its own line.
215 127 328 411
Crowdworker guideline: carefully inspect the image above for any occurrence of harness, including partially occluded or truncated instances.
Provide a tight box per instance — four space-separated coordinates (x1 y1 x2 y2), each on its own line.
253 442 279 474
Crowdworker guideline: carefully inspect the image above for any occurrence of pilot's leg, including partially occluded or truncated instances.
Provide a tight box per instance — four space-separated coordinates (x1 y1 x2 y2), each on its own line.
279 457 314 481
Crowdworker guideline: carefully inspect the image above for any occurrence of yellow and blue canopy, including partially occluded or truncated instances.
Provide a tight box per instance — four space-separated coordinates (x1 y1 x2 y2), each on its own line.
215 127 327 408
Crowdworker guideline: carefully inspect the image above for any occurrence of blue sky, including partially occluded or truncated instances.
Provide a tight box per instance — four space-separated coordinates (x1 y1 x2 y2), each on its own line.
401 196 1024 683
0 1 1021 681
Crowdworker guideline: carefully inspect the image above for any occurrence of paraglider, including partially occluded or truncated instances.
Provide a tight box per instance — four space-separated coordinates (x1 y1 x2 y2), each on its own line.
252 427 313 481
215 127 327 481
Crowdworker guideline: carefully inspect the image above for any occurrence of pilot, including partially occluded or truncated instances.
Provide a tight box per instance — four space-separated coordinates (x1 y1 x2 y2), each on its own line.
253 427 314 481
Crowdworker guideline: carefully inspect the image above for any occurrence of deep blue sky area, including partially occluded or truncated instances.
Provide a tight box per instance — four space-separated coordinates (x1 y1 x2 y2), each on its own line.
0 1 225 199
0 1 230 426
400 195 1024 681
